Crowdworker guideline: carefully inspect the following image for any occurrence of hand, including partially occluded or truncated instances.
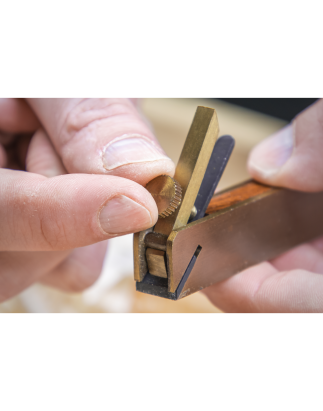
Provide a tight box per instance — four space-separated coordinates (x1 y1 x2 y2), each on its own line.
0 98 175 302
204 99 323 312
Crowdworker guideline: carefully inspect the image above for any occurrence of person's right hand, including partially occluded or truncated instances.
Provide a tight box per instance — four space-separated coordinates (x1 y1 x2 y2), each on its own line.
204 99 323 313
0 99 175 302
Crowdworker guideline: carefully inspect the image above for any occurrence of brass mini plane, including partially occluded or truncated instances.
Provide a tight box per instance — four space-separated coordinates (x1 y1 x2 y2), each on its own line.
133 106 323 300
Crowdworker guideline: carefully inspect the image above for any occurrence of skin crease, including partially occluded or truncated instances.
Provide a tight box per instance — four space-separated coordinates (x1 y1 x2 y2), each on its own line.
1 98 322 312
0 98 172 302
0 126 105 299
26 128 67 177
204 99 323 313
247 99 323 192
0 170 159 251
27 99 175 185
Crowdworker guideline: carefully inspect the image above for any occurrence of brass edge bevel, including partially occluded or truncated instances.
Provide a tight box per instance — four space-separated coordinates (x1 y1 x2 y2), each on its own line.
133 227 153 282
173 107 219 231
154 106 219 236
166 230 179 292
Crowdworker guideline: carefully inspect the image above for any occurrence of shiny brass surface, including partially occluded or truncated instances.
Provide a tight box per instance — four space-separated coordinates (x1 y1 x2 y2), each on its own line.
146 248 167 278
166 185 323 296
145 175 182 218
154 106 219 236
133 228 153 282
135 105 323 301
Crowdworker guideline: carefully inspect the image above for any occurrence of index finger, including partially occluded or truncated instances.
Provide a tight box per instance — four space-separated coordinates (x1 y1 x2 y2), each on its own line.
203 257 323 313
27 98 175 186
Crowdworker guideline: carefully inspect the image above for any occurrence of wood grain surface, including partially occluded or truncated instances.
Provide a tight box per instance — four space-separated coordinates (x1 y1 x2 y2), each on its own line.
206 181 272 214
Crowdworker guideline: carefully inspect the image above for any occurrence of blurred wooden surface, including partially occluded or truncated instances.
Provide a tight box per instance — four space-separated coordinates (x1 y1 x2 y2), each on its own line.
0 98 287 313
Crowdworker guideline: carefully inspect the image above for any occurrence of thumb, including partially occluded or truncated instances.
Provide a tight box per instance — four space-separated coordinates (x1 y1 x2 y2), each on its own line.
248 99 323 192
27 98 175 186
0 169 158 251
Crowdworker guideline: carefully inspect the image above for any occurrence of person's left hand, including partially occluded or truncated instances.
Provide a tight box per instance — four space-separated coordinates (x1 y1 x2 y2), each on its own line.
0 98 175 301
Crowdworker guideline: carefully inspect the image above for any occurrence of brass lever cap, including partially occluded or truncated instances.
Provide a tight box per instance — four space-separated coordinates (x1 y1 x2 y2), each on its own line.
145 175 182 218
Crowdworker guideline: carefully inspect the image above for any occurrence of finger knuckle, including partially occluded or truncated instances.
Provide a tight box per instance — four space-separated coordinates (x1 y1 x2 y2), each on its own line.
63 98 136 138
38 216 72 250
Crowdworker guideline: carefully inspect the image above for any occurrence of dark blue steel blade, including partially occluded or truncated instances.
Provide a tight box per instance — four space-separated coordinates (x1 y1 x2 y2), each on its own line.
136 244 202 300
190 135 235 222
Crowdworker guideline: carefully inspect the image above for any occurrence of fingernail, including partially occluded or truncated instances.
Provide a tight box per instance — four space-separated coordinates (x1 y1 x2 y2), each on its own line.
249 125 294 178
102 135 170 171
99 195 153 235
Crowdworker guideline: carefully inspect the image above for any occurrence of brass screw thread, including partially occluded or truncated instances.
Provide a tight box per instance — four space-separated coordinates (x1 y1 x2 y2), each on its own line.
159 180 182 218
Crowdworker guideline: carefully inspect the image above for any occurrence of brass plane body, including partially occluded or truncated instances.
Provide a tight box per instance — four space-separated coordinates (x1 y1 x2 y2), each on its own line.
133 107 323 300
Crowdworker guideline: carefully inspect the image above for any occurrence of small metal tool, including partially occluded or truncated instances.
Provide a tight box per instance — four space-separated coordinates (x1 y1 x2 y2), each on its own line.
145 175 182 218
133 106 323 300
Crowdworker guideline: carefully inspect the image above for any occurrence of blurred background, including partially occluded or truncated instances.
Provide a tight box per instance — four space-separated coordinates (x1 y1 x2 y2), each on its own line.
0 98 317 313
218 98 317 121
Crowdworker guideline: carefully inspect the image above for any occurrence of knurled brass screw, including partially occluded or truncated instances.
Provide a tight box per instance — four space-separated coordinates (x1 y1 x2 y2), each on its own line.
145 175 182 218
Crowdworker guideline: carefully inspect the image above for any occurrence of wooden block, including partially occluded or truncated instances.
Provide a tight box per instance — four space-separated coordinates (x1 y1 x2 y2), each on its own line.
146 248 167 278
